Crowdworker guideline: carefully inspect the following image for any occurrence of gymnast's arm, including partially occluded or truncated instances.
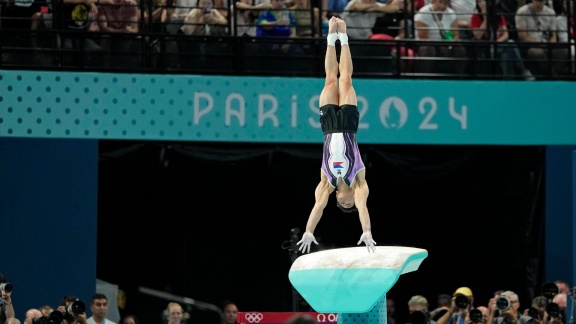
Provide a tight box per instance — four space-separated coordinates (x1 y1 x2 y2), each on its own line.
354 175 376 251
354 171 371 234
297 172 334 253
304 172 335 234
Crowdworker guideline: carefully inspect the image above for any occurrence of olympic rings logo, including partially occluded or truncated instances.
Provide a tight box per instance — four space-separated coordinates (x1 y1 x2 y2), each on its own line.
244 313 264 323
316 313 338 323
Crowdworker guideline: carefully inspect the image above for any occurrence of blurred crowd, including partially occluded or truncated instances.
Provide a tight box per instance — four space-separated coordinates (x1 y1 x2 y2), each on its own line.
0 278 573 324
397 282 571 324
1 0 575 78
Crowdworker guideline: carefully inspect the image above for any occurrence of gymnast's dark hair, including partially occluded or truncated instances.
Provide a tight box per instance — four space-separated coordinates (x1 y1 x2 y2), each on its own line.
336 201 358 213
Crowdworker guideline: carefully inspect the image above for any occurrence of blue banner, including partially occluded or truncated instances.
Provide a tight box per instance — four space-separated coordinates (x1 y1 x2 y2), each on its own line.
1 70 575 145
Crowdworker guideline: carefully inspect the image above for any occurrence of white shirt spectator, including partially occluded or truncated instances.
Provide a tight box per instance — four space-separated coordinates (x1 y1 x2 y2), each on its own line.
414 3 457 40
87 317 116 324
342 0 388 39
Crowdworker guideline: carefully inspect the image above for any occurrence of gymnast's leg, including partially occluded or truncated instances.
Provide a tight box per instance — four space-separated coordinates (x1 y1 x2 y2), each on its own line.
336 18 357 107
319 16 340 107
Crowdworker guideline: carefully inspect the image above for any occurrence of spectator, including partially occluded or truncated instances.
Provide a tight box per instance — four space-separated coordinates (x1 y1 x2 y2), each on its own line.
166 0 196 33
554 2 574 45
414 0 468 75
231 0 272 36
370 0 415 71
222 301 238 324
120 315 139 324
180 0 228 35
372 0 414 39
0 0 47 64
290 0 320 37
494 0 522 40
87 294 116 324
97 0 141 68
325 0 348 18
144 0 180 69
165 303 184 324
341 0 403 40
51 0 110 67
449 0 475 32
179 0 229 69
470 0 534 79
143 0 180 69
255 0 304 56
342 0 403 72
423 0 474 28
515 0 570 77
214 0 229 17
256 0 294 36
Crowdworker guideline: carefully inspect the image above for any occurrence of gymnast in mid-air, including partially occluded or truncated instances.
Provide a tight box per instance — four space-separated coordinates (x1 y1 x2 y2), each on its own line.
297 17 375 254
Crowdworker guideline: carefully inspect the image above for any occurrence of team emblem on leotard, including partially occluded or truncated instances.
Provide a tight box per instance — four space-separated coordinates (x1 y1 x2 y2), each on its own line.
332 162 343 168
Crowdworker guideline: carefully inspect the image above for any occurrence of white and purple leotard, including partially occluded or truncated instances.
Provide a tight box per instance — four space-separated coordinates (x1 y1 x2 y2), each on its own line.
321 132 365 188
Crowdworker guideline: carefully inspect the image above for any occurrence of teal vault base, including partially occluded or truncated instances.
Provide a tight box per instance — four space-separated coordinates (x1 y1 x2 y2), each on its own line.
288 246 428 324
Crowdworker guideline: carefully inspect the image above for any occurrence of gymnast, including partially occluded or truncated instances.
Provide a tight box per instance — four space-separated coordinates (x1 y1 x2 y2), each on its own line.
297 17 376 254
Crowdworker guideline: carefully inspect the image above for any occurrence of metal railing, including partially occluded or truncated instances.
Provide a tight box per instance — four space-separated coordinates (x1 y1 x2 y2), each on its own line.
1 0 574 80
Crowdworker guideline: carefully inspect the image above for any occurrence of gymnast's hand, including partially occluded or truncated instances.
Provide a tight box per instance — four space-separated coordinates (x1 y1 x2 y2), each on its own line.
358 231 376 252
297 231 318 254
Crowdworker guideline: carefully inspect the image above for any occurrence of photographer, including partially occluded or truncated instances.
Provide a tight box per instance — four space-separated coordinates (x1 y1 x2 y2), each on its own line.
0 274 15 324
24 309 43 324
491 291 533 324
407 295 436 324
436 287 475 324
468 307 489 324
57 296 87 324
523 296 547 324
540 294 567 324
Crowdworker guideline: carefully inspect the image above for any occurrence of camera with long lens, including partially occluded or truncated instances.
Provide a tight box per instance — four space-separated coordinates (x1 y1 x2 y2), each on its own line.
32 312 64 324
0 283 13 293
61 297 86 322
502 313 517 324
546 302 560 318
542 282 559 300
469 309 483 324
527 307 540 319
66 299 86 316
455 295 470 309
495 296 511 311
409 310 430 324
538 282 563 319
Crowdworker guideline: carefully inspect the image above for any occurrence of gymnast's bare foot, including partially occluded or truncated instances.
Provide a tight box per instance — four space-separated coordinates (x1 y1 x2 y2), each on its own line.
328 16 338 34
336 17 346 34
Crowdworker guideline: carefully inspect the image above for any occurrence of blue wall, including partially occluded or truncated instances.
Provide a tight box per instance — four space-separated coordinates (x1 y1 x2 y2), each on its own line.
0 138 98 320
545 146 576 285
